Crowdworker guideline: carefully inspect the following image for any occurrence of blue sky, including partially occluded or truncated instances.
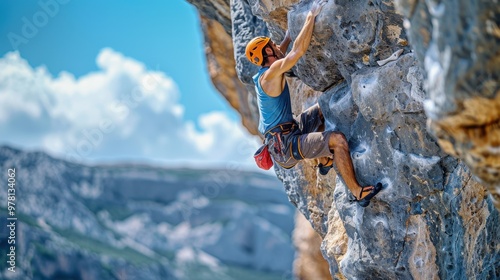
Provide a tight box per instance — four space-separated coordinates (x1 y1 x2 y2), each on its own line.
0 0 260 169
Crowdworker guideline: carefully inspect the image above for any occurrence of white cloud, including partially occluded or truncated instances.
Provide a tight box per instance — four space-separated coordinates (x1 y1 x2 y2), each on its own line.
0 49 259 168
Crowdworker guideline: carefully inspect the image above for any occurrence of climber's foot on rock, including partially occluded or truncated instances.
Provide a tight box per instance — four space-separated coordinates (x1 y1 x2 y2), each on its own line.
351 183 383 207
317 157 334 175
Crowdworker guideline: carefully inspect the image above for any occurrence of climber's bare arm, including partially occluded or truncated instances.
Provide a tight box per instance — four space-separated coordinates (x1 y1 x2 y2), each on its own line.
265 0 327 81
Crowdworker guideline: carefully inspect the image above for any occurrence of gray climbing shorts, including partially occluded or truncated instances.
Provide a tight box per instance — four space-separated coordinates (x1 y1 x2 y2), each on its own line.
267 104 334 169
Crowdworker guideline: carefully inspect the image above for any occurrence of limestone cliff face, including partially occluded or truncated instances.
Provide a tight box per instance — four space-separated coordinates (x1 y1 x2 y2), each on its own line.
186 0 500 279
394 0 500 197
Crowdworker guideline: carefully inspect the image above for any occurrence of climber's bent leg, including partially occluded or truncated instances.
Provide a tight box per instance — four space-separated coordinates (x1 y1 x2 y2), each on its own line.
328 132 373 199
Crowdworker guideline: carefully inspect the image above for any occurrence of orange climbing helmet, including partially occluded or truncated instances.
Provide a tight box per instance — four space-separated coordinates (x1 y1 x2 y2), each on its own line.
245 36 271 66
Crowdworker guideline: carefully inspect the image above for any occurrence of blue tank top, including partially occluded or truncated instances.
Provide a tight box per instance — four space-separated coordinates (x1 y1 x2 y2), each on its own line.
253 67 294 135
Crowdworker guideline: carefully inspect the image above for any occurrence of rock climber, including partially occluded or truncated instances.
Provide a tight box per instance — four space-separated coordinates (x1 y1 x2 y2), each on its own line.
245 0 382 207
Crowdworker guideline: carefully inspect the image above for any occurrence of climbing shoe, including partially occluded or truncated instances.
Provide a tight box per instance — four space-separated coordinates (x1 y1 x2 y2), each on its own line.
317 158 333 176
351 182 383 207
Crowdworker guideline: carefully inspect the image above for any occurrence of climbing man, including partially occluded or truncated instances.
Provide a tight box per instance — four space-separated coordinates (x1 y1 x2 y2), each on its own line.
245 0 382 207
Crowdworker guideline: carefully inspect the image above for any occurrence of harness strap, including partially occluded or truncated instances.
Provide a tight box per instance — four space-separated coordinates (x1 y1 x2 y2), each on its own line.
264 122 296 138
290 136 305 160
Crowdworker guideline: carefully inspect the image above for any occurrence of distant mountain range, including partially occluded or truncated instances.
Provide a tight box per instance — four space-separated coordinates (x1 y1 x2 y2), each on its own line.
0 146 295 280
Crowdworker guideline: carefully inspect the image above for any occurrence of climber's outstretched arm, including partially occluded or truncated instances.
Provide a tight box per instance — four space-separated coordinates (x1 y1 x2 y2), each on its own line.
266 0 327 79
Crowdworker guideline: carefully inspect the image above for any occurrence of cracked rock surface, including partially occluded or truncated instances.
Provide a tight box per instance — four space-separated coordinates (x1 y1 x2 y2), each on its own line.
394 0 500 198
